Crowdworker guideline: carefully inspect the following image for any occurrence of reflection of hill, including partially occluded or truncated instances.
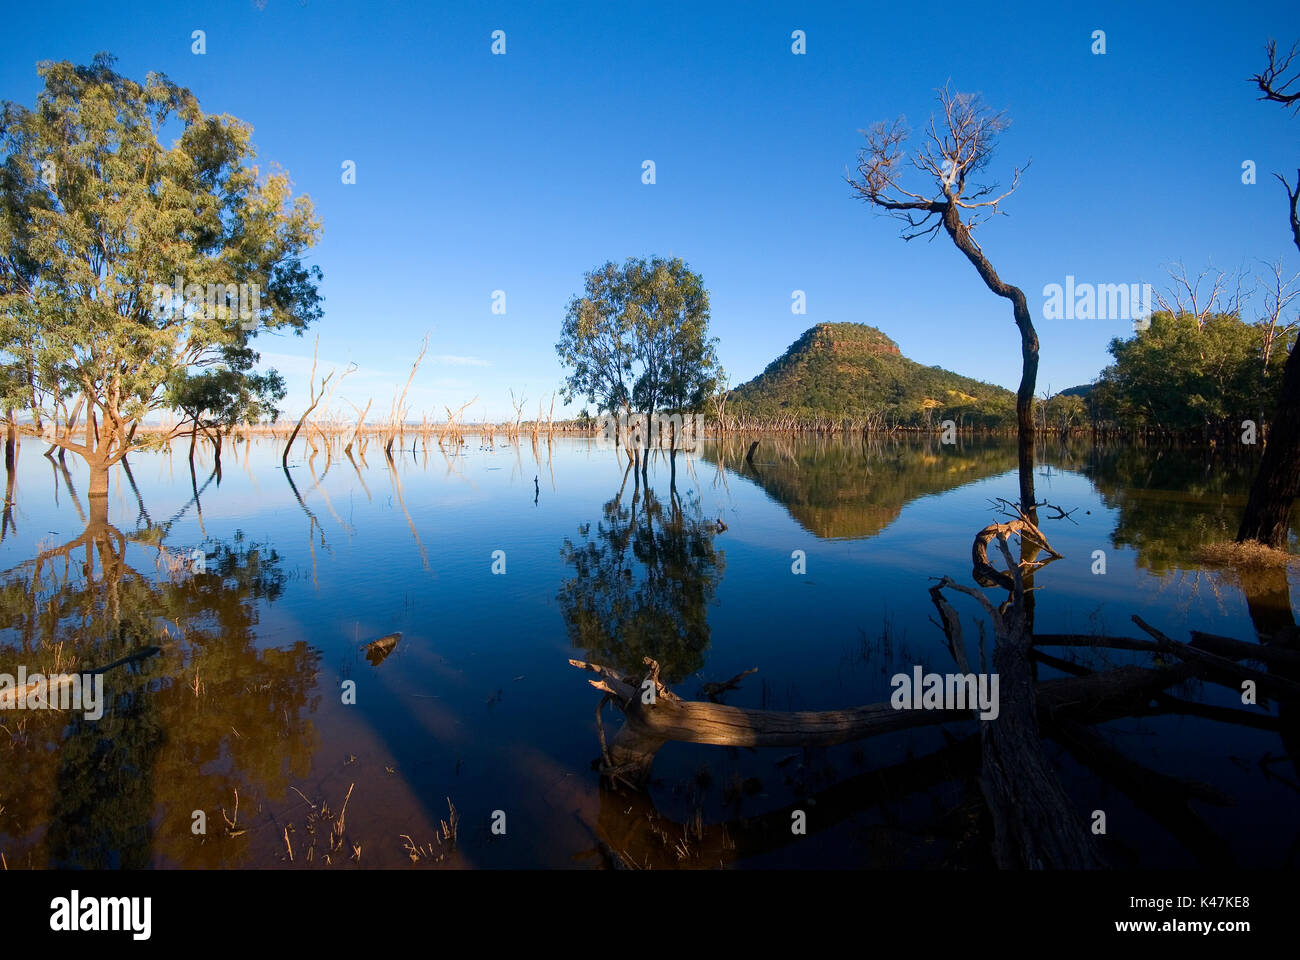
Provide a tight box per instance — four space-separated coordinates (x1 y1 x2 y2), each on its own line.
702 436 1020 540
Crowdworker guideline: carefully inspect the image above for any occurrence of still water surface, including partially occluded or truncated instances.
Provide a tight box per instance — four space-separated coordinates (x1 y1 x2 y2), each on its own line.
0 435 1294 868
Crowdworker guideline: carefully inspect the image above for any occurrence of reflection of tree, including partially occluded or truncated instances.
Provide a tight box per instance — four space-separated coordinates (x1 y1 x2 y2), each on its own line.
703 435 1020 539
1043 444 1300 795
558 460 724 683
0 515 320 868
1047 444 1278 573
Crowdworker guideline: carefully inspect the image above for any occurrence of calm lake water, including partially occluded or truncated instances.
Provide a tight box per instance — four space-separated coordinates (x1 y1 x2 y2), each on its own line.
0 434 1295 868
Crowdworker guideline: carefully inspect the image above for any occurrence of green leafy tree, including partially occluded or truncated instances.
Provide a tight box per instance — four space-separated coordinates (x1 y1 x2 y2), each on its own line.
557 256 720 431
1094 310 1287 432
0 54 322 516
165 347 286 462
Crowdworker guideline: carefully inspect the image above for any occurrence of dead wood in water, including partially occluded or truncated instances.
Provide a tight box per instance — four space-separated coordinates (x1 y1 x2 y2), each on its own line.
1132 615 1300 702
569 656 1178 786
0 644 164 710
970 503 1062 591
570 511 1297 869
932 533 1104 869
345 397 373 457
283 337 353 469
363 632 402 667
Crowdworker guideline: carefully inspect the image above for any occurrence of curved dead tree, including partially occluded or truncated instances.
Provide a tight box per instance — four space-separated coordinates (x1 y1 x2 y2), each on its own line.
1239 39 1300 546
848 84 1038 516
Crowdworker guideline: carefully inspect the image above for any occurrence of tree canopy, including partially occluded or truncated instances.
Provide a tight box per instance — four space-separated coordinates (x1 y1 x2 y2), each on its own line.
0 53 321 500
1092 310 1291 432
556 256 720 419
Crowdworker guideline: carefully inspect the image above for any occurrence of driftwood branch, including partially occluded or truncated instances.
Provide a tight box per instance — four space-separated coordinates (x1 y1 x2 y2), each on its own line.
1133 615 1300 702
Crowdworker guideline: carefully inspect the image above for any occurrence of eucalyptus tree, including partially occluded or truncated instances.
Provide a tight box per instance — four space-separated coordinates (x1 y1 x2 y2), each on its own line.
556 256 720 443
0 54 321 518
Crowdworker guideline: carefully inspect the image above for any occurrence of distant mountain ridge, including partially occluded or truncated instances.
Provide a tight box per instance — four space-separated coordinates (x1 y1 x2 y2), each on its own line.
730 322 1017 427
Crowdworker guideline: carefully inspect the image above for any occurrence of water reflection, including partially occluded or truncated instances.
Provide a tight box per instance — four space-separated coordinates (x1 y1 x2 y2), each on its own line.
3 434 1298 869
702 435 1019 539
565 438 1300 868
558 457 724 683
1053 444 1266 573
0 516 321 868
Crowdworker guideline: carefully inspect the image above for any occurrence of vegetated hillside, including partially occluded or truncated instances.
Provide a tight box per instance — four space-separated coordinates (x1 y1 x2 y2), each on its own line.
730 323 1017 428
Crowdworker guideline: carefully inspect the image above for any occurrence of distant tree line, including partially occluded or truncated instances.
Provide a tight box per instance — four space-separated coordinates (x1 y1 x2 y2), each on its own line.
1087 309 1293 437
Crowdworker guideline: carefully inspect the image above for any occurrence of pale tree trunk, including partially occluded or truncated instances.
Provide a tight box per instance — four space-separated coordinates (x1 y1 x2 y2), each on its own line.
4 408 15 474
87 460 110 528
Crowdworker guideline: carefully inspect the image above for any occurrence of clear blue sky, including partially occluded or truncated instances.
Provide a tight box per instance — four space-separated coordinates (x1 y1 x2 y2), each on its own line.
3 0 1297 418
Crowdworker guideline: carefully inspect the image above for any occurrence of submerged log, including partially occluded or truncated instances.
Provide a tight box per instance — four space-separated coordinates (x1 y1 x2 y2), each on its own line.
362 632 402 667
574 514 1277 869
0 645 162 710
1048 717 1235 868
596 734 983 869
1133 615 1300 702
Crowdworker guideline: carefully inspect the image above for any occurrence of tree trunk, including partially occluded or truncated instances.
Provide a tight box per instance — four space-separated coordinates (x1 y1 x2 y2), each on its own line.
4 409 15 474
87 460 109 527
941 205 1039 516
1237 168 1300 547
1238 342 1300 547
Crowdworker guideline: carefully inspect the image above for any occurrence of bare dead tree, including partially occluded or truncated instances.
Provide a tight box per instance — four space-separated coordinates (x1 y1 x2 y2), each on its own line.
385 334 429 461
1239 39 1300 547
707 371 731 433
439 395 477 448
1252 40 1300 110
1251 40 1300 250
1257 259 1300 369
509 389 526 441
282 337 353 470
344 396 373 459
848 84 1038 514
1152 261 1238 328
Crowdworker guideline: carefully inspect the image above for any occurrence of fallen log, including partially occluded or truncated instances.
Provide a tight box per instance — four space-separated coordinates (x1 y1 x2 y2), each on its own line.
1133 615 1300 702
569 657 1181 781
595 734 983 869
0 645 163 711
1048 717 1235 868
1188 630 1300 672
